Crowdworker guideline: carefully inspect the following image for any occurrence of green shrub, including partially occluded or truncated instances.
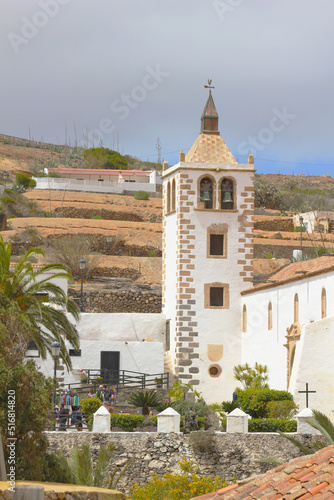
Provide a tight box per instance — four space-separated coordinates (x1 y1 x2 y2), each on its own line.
110 413 145 432
43 451 74 484
91 214 104 220
129 457 228 500
134 191 150 200
7 214 16 218
128 389 164 416
294 226 306 232
15 173 36 190
83 147 127 170
236 389 293 418
266 400 298 419
80 397 101 416
249 418 297 433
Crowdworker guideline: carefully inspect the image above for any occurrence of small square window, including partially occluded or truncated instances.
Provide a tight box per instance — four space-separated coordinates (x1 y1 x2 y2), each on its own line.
210 234 224 255
204 283 229 309
210 287 224 307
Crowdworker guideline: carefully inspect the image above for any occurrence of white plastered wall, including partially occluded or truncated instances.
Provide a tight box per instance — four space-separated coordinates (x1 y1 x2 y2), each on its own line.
241 271 334 390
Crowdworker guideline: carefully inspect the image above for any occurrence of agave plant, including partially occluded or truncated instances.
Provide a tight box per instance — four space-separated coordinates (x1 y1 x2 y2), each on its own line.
128 389 164 415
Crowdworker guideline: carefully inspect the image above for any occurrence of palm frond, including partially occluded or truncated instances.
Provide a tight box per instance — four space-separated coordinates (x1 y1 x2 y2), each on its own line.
71 443 94 486
94 442 116 487
307 410 334 444
278 431 313 454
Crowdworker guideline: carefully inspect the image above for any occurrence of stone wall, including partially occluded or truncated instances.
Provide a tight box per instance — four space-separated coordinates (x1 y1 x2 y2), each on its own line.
254 217 294 232
254 243 315 260
46 431 314 495
54 206 161 223
68 288 162 313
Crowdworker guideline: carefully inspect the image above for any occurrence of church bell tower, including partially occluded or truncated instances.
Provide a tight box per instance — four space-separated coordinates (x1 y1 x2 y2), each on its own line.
162 84 254 402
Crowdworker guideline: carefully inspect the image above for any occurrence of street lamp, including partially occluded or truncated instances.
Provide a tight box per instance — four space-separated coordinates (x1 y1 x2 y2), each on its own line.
299 216 304 251
51 340 61 431
106 235 112 254
79 258 86 312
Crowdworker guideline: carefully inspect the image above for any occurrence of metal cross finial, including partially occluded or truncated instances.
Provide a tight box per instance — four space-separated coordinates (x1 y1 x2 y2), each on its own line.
298 382 316 408
204 79 215 90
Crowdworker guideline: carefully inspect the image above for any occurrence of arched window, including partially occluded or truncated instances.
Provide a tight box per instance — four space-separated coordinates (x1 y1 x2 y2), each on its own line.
268 302 272 330
220 178 234 210
171 178 176 212
166 181 171 213
242 304 247 332
294 293 299 323
199 177 213 209
321 288 327 319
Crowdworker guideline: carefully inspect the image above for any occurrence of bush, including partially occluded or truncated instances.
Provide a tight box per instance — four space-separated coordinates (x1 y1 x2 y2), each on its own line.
80 397 101 416
254 179 284 210
236 389 294 418
249 418 297 433
294 226 306 232
266 400 298 419
110 413 145 432
15 173 36 190
134 191 150 200
91 214 104 220
129 457 228 500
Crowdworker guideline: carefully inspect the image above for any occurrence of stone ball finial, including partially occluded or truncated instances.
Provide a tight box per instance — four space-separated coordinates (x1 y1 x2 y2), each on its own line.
248 153 254 164
163 161 169 171
179 150 185 162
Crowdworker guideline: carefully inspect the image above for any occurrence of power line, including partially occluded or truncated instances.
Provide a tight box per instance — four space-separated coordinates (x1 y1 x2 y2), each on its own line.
138 148 334 169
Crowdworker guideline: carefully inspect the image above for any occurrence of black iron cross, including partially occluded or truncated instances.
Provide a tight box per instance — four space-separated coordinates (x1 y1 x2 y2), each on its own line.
204 79 215 90
298 383 316 408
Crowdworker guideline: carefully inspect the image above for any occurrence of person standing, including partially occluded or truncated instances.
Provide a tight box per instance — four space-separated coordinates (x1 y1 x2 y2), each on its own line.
58 403 67 431
71 406 83 432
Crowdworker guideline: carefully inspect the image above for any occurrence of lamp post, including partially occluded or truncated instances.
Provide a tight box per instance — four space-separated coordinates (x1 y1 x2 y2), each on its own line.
299 216 304 251
106 235 112 254
79 258 86 312
51 341 61 431
3 171 8 189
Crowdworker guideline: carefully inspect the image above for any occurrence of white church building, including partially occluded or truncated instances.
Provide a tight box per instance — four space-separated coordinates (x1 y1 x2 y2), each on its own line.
34 90 334 417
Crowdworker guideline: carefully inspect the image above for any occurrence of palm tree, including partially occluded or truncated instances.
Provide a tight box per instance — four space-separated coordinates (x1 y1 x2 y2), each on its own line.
0 236 80 369
67 442 133 489
128 389 164 415
280 409 333 455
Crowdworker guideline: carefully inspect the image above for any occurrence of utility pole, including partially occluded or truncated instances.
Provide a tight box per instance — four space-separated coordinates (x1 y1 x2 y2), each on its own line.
156 137 162 165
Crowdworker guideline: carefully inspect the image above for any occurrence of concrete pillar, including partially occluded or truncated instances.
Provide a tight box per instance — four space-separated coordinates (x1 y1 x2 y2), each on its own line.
157 407 181 433
226 408 249 433
13 485 44 500
92 405 111 433
297 408 320 434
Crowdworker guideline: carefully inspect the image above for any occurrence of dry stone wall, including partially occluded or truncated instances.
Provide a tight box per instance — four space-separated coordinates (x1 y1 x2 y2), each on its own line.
68 288 162 313
46 432 315 495
254 217 294 232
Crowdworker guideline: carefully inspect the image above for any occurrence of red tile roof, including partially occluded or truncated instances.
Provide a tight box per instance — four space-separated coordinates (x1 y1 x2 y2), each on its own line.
48 168 150 176
185 133 237 164
190 445 334 499
242 256 334 295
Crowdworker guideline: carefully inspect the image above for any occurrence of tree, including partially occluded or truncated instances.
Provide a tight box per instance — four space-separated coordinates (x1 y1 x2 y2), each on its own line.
281 409 333 455
234 362 269 389
15 173 36 190
64 442 133 489
0 357 53 480
0 236 79 369
128 389 164 416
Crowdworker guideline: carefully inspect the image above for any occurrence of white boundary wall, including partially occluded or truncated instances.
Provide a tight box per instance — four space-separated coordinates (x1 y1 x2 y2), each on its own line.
33 177 157 193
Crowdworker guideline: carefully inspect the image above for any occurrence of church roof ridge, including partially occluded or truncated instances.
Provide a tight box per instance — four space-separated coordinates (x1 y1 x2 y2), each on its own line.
242 255 334 295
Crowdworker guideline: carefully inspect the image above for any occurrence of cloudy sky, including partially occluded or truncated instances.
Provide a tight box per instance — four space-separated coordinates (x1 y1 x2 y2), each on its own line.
1 0 334 175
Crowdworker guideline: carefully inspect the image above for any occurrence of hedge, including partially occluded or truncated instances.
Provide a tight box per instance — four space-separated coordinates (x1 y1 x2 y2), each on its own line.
108 413 206 432
248 418 297 433
236 389 294 418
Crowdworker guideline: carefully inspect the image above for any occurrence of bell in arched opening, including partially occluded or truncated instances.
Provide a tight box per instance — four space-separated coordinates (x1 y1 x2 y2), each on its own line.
200 178 213 209
221 178 234 210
